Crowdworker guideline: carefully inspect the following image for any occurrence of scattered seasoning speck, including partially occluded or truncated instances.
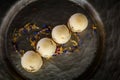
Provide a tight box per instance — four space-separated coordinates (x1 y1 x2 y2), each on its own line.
92 25 97 34
33 31 38 35
42 24 47 28
22 28 28 34
12 23 80 57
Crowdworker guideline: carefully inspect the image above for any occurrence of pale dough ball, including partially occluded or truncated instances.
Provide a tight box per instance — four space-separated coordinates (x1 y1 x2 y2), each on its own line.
36 38 56 59
52 25 71 44
68 13 88 32
21 50 43 72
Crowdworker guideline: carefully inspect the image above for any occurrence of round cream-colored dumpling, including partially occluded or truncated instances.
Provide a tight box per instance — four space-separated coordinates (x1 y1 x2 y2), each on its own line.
21 50 43 72
52 25 71 44
68 13 88 32
36 38 56 59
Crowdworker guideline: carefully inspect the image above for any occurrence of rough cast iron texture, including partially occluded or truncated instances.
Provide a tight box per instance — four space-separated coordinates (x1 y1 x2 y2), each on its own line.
0 0 120 80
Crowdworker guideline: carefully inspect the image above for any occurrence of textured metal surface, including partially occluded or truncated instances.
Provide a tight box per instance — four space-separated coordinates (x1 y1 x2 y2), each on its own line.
0 0 119 80
89 0 120 80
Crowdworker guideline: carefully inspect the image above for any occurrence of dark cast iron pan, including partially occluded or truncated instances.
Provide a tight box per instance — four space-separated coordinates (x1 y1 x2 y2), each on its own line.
0 0 105 80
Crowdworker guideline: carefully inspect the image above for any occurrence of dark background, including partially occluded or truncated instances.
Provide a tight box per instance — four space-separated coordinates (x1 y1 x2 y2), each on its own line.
0 0 120 80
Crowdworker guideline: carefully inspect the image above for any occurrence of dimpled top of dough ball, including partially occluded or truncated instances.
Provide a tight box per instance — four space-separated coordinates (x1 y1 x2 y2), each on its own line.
21 50 43 72
36 38 56 59
68 13 88 32
52 25 71 44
